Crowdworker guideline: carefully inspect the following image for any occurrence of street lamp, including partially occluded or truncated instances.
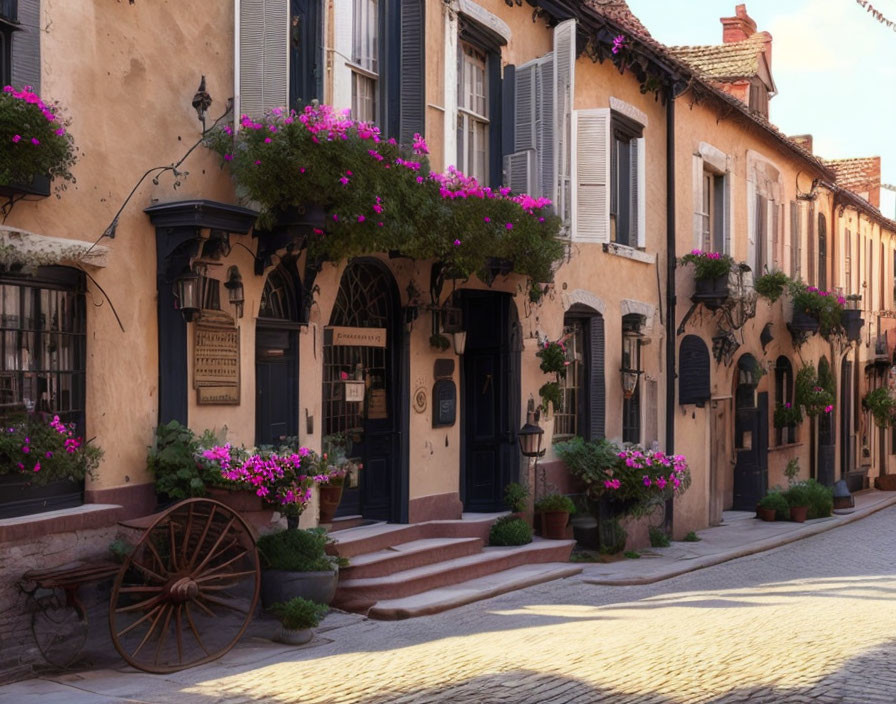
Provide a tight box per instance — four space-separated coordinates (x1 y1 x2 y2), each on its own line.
173 267 201 322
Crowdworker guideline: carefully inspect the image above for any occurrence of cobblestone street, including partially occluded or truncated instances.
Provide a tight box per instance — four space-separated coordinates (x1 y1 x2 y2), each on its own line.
4 506 896 703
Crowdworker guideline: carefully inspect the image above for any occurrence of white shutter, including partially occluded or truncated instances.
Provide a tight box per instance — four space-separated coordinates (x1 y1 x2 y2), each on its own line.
239 0 289 119
515 62 536 152
692 155 704 249
632 137 647 247
332 0 354 115
504 151 536 195
553 19 576 224
746 178 756 272
571 109 610 243
536 52 555 201
725 172 734 256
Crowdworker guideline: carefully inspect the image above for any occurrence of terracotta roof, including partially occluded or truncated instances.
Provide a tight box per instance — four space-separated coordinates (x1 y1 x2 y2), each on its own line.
823 157 880 191
582 0 652 38
668 34 768 81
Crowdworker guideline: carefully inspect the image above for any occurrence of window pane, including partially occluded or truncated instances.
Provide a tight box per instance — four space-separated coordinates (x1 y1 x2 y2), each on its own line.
554 321 585 440
352 71 376 123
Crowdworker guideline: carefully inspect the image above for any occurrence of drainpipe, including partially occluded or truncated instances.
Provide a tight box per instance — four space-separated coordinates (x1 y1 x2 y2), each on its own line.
664 87 676 534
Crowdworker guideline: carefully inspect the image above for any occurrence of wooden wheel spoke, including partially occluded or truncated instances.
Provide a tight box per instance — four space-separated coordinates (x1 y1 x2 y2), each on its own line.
131 558 167 584
168 523 179 573
188 505 217 569
191 597 217 619
132 604 168 658
118 585 164 594
196 593 250 615
117 603 163 638
174 605 184 663
143 538 169 578
180 504 195 567
194 518 237 573
115 593 164 615
154 605 174 666
195 550 249 580
184 604 209 656
196 568 256 584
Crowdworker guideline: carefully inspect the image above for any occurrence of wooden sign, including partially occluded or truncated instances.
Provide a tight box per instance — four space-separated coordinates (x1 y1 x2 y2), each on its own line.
367 388 387 419
327 326 387 348
344 380 365 402
194 314 240 405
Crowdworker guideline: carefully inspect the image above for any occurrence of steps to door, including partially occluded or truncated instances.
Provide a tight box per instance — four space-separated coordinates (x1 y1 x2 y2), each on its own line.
328 517 578 617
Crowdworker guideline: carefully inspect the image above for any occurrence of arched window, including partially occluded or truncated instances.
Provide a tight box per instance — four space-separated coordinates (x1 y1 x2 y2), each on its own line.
774 356 794 445
554 305 604 441
258 263 300 322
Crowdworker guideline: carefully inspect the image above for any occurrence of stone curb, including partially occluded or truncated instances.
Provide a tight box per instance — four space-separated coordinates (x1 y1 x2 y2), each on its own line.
582 493 896 586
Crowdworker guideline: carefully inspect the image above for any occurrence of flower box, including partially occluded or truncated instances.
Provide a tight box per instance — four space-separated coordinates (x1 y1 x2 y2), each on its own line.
0 173 51 198
789 308 820 334
0 474 82 519
691 273 730 311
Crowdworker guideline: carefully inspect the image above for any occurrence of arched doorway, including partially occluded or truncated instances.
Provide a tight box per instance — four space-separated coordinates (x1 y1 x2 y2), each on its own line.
732 354 768 510
255 261 302 446
324 260 402 521
458 290 521 512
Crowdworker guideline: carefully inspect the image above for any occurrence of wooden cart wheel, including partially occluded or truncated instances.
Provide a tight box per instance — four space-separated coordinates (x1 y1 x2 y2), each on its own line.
30 588 88 668
109 498 260 673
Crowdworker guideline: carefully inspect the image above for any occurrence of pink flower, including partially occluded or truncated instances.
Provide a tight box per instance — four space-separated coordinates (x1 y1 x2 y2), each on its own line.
339 176 350 185
340 371 349 380
824 405 834 414
612 34 626 54
453 239 461 246
642 476 651 487
31 138 39 145
484 217 491 223
505 223 513 230
223 153 233 161
33 461 40 472
264 137 272 143
11 135 20 143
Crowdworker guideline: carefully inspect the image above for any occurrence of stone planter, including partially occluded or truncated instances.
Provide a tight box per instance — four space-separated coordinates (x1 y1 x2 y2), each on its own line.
691 274 730 311
261 568 338 609
789 308 820 334
276 626 314 645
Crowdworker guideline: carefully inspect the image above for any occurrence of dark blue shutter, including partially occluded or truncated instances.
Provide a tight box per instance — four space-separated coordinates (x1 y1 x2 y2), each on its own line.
487 49 501 189
588 315 605 440
398 0 425 145
11 0 39 92
679 335 711 406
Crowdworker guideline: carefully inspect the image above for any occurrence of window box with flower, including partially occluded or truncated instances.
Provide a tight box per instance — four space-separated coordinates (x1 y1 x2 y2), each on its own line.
680 250 735 310
0 413 102 519
788 282 844 339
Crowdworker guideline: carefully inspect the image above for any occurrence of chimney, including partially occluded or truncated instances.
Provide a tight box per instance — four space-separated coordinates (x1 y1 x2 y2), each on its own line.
869 156 881 208
721 4 757 43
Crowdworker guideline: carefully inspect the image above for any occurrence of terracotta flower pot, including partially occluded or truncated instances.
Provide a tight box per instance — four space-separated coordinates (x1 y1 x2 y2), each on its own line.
318 484 344 524
541 510 569 540
789 505 808 523
756 507 776 522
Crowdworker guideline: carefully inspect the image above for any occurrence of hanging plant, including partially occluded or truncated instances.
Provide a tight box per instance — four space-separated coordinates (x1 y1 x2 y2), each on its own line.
536 339 569 377
773 402 803 429
539 380 563 415
206 105 565 282
863 387 896 428
788 281 845 339
429 333 451 351
754 270 790 303
794 363 835 417
0 86 77 190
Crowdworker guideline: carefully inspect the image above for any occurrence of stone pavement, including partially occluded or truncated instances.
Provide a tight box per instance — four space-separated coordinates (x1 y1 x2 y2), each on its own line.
3 489 896 703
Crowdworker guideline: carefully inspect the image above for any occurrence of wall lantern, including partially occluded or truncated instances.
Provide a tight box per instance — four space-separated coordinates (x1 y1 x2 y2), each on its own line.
224 265 245 319
621 316 644 399
621 366 641 399
173 267 201 322
452 330 467 356
518 403 545 458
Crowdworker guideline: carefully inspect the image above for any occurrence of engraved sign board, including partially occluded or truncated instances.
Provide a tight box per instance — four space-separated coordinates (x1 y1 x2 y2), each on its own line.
194 312 240 405
326 326 387 348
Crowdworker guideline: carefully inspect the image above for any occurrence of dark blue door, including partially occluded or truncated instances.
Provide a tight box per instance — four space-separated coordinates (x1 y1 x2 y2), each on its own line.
255 327 298 446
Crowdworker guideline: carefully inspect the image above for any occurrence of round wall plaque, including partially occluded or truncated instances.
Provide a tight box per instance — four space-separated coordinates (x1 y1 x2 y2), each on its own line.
413 387 427 414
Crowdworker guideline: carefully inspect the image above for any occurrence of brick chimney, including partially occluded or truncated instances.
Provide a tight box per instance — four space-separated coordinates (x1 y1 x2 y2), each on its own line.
721 4 757 43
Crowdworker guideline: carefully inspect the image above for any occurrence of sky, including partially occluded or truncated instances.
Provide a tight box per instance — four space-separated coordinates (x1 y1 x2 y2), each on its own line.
626 0 896 217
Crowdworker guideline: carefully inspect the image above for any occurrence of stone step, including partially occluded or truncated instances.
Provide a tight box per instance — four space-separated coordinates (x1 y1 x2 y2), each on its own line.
326 515 372 533
328 516 498 559
334 538 575 613
340 537 484 580
367 563 584 620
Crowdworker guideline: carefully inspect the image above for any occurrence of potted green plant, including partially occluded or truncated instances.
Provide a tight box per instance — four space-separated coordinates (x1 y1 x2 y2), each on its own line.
256 527 340 609
488 515 533 546
503 481 531 527
863 387 896 428
757 491 788 521
794 363 835 418
680 249 735 310
753 270 790 303
534 493 575 540
268 597 329 645
784 482 812 523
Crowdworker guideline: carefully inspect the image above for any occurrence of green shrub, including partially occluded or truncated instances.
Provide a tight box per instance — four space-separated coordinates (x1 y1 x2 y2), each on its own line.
784 482 812 508
864 386 896 428
754 270 790 302
598 518 627 554
534 493 576 513
503 482 529 513
256 528 334 572
268 597 329 630
758 491 790 520
683 531 701 542
801 479 833 519
623 551 641 559
147 420 206 500
648 526 670 548
489 516 532 546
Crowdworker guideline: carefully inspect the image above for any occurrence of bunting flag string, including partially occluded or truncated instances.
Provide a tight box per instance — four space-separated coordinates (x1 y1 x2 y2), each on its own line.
855 0 896 32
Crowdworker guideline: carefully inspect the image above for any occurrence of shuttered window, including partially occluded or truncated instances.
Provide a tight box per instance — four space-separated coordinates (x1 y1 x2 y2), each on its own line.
239 0 289 119
817 213 827 291
790 202 801 278
572 109 610 243
609 115 643 248
505 51 554 200
692 147 730 254
553 310 604 442
350 0 378 123
554 319 584 441
10 0 39 92
553 19 575 224
0 0 13 87
678 335 710 406
845 229 852 295
457 42 489 184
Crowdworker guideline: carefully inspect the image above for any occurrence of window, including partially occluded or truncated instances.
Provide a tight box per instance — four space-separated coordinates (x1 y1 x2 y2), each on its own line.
748 81 768 116
790 202 801 278
553 319 584 441
753 193 768 274
817 213 827 290
774 357 795 445
351 0 378 123
845 229 852 295
610 114 643 247
867 238 873 314
622 314 642 444
0 268 86 432
457 42 489 184
698 171 727 253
